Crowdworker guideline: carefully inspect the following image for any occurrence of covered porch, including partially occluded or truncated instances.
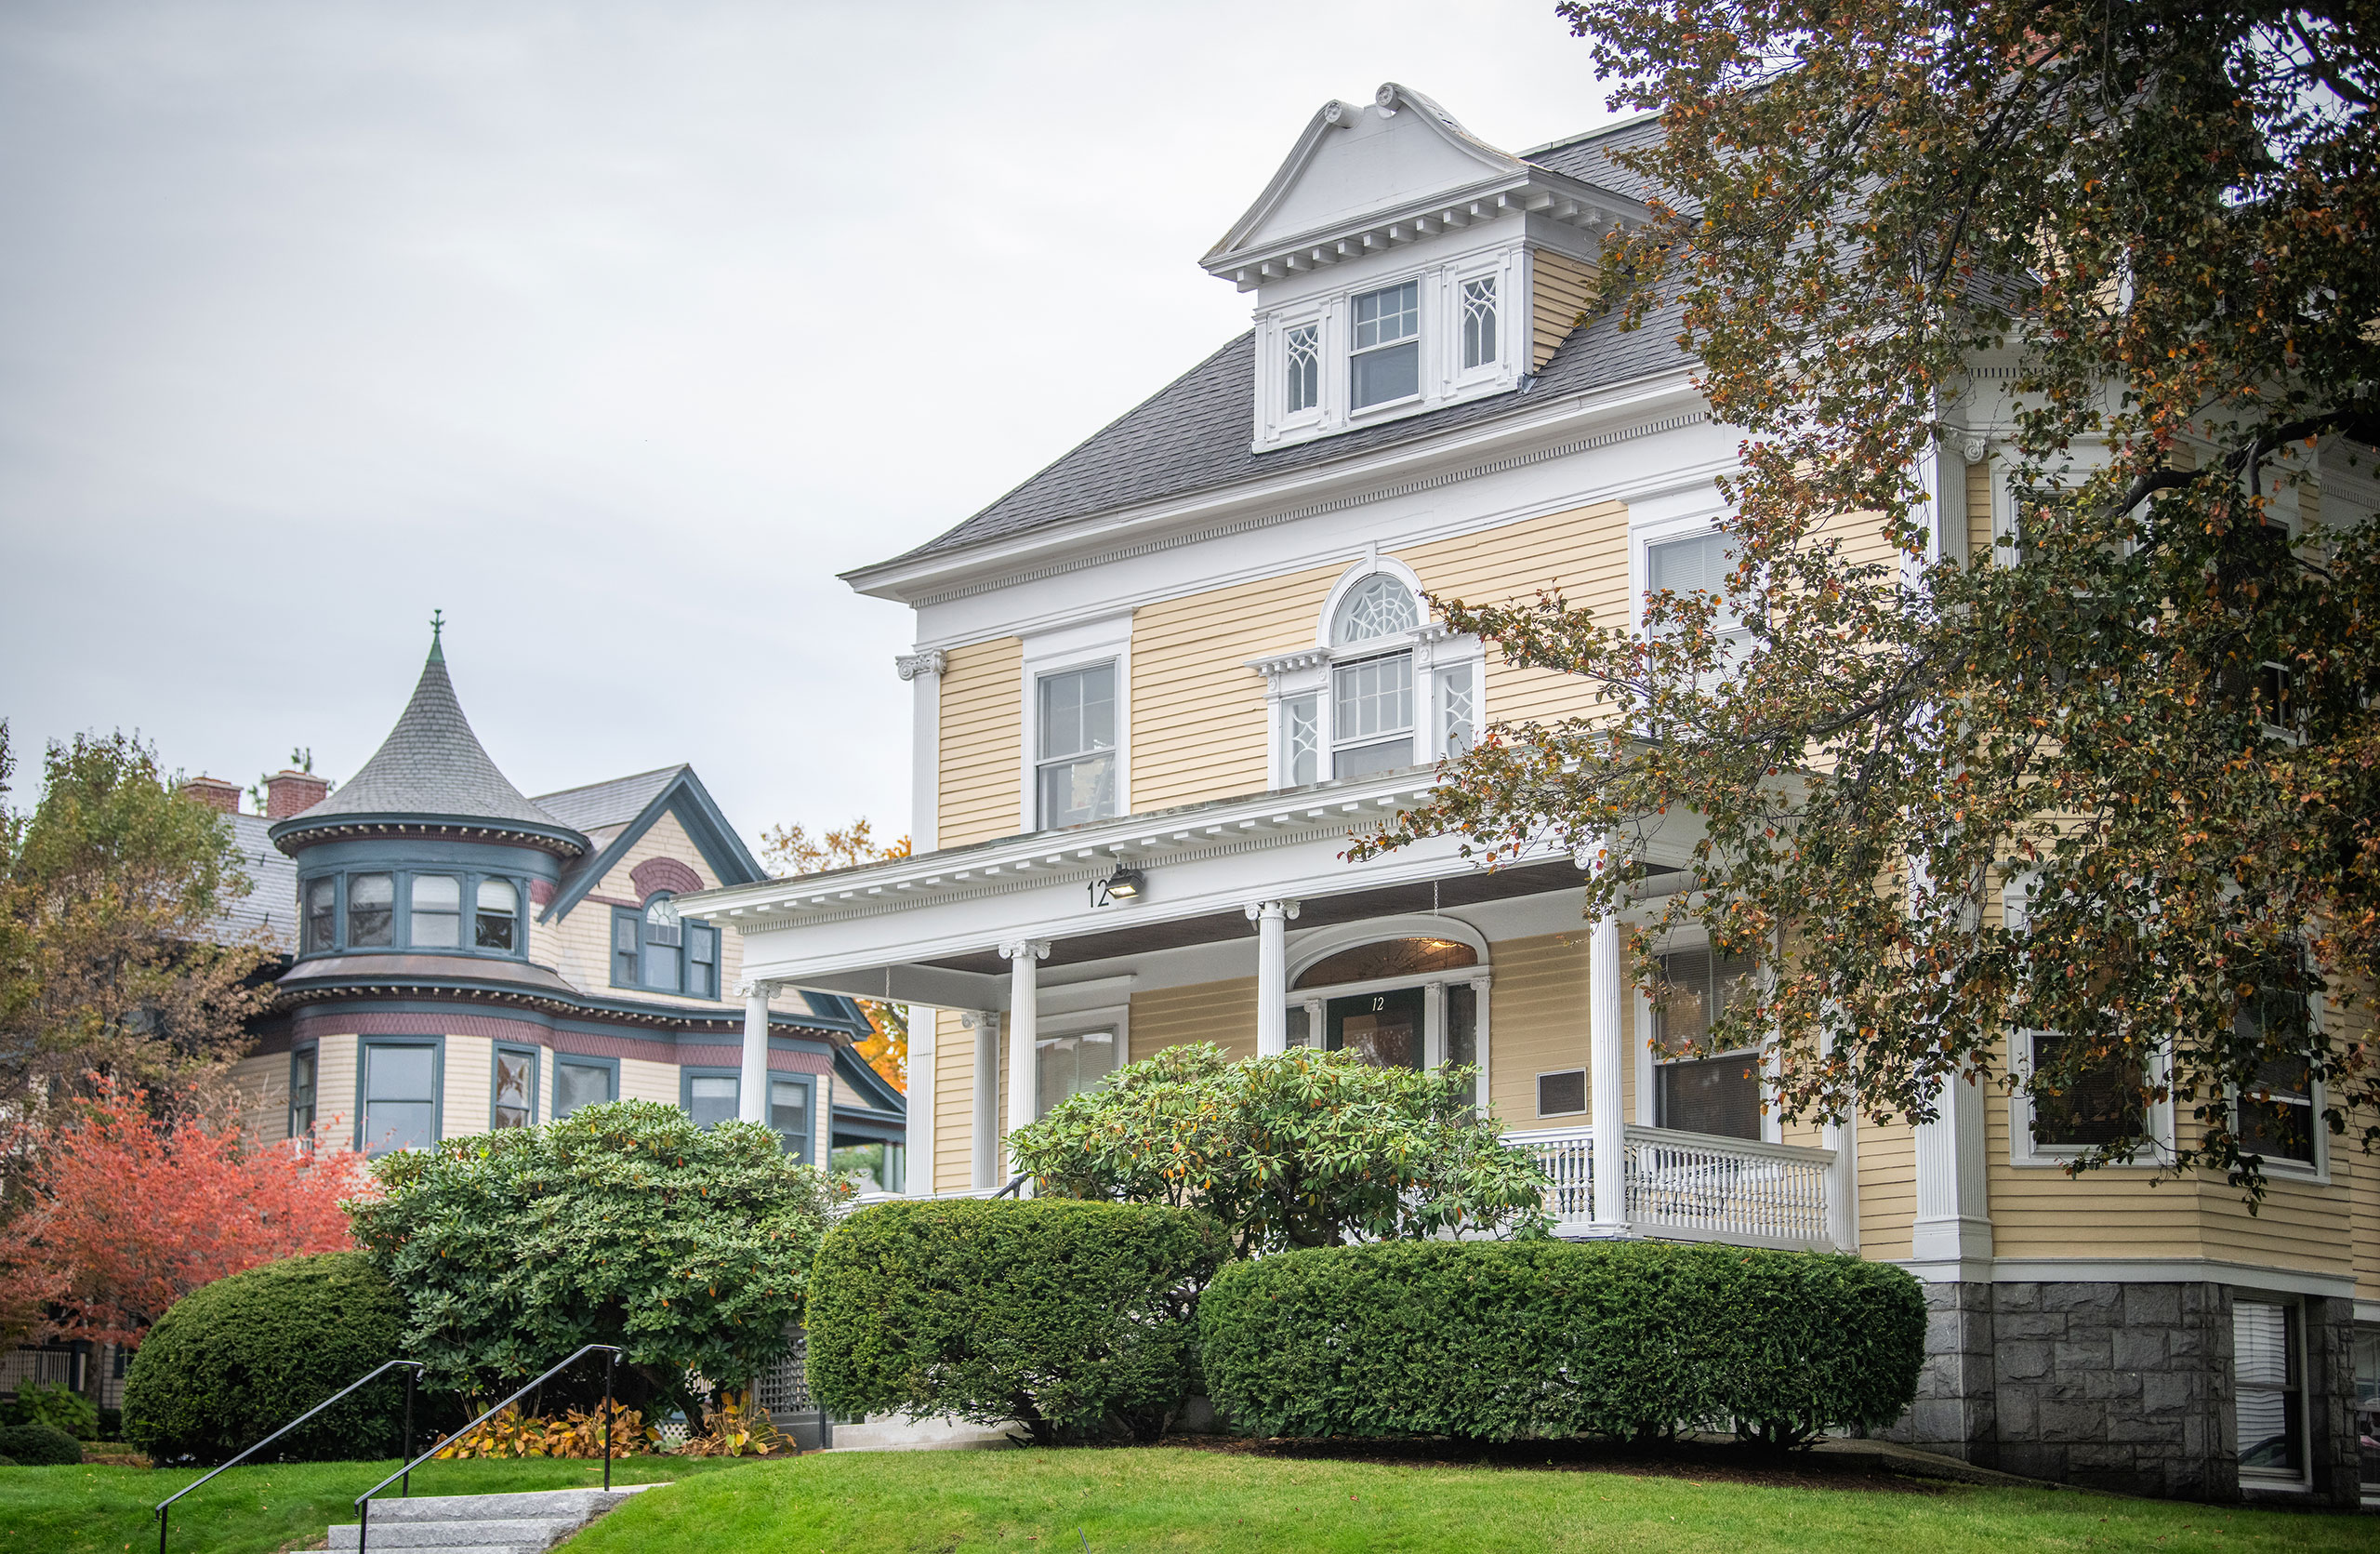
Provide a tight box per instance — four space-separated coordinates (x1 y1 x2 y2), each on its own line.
681 768 1856 1254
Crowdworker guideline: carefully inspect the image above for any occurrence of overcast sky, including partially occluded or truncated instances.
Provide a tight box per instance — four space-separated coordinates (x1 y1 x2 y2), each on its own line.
0 1 1626 848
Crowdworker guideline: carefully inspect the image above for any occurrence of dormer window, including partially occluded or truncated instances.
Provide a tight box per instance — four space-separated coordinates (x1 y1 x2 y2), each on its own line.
1460 277 1498 369
1284 324 1321 414
1350 281 1421 409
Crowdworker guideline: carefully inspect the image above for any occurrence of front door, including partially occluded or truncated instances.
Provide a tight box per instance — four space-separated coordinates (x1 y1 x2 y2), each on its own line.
1326 986 1425 1068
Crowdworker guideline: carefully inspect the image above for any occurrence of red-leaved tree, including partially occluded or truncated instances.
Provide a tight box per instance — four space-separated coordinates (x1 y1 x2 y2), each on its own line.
0 1078 377 1346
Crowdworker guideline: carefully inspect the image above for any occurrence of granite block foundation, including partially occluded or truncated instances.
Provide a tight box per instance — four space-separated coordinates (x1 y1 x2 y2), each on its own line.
1883 1280 2361 1506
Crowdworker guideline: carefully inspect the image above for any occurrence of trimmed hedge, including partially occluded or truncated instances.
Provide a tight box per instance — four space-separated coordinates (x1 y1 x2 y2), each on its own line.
1199 1240 1925 1447
807 1199 1228 1445
0 1422 83 1465
124 1251 419 1465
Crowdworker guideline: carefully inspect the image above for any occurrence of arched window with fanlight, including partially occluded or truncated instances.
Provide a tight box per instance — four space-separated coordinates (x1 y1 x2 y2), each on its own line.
1327 574 1420 778
610 891 721 999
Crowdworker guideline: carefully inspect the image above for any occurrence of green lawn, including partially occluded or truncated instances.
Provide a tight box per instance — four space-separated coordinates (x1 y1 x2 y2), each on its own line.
0 1454 749 1554
565 1446 2374 1554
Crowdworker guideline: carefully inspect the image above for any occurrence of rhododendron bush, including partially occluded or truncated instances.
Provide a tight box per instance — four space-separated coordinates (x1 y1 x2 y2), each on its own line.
0 1079 373 1346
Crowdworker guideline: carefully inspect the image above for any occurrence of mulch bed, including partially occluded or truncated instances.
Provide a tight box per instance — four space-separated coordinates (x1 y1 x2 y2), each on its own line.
1164 1432 1952 1494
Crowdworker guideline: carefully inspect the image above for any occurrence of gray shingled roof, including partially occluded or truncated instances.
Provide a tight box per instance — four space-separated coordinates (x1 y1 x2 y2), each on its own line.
293 644 570 832
210 812 297 953
866 116 1692 571
534 765 687 835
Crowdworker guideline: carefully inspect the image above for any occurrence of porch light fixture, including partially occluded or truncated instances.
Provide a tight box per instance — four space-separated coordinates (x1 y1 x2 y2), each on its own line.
1104 864 1147 901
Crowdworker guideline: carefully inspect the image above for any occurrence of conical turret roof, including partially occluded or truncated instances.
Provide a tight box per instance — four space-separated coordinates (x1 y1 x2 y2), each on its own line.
273 631 581 851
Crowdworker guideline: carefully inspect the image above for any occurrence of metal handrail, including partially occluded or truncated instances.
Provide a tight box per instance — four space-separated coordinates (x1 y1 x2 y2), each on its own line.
351 1343 622 1554
155 1358 421 1554
994 1172 1028 1198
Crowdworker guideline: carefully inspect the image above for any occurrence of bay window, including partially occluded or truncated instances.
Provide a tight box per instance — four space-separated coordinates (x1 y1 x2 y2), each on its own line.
475 878 519 950
303 878 336 954
2234 1300 2306 1482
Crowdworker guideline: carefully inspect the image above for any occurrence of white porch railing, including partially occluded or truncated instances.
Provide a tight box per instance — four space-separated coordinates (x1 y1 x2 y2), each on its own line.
1504 1124 1842 1251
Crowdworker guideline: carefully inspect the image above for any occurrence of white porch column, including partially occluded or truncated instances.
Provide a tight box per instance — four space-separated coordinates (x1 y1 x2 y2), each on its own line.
966 1011 999 1189
1002 940 1051 1140
1911 1073 1992 1264
895 650 946 854
738 980 774 1124
1588 908 1630 1234
1248 900 1299 1056
906 1006 937 1195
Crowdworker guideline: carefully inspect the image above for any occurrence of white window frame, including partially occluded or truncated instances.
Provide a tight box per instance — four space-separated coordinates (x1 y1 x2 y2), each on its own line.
1284 914 1493 1105
1028 1001 1130 1123
1346 274 1425 417
2233 1295 2313 1491
1018 614 1132 834
1632 923 1779 1145
1443 255 1509 390
2229 982 2330 1185
2002 874 2176 1168
1253 558 1485 789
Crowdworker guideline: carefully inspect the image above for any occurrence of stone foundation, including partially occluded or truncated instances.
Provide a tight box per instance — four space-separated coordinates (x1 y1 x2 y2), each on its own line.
1884 1278 2361 1507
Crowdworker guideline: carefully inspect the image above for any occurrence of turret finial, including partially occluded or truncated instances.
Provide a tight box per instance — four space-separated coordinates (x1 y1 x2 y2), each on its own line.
429 609 446 662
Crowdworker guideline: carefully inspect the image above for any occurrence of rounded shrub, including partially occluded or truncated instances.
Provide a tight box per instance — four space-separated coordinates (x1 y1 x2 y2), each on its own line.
808 1198 1228 1445
124 1251 413 1465
0 1422 83 1466
1199 1240 1925 1447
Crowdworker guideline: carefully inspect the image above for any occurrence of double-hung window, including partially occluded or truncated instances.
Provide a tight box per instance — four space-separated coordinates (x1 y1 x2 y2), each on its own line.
2025 1031 2148 1151
1331 653 1414 777
770 1078 812 1161
1036 663 1117 829
1350 281 1420 408
288 1046 318 1144
360 1041 437 1155
1651 946 1764 1140
2235 979 2317 1168
1035 1030 1117 1122
1646 529 1752 681
303 879 336 954
554 1057 614 1118
687 1073 738 1130
474 879 519 950
2235 1301 2306 1481
612 897 720 999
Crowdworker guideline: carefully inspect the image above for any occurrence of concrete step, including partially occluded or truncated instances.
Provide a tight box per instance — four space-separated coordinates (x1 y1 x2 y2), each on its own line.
324 1483 658 1554
328 1517 578 1548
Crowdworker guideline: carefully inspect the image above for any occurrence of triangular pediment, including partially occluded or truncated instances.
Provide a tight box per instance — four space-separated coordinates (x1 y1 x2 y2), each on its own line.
1205 84 1526 269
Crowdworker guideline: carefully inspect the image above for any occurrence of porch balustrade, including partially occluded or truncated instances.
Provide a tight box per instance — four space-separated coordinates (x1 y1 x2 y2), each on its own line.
1505 1123 1842 1251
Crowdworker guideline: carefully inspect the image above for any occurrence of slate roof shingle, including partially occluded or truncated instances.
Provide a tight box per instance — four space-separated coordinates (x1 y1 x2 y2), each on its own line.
533 765 688 836
210 812 298 954
285 645 574 839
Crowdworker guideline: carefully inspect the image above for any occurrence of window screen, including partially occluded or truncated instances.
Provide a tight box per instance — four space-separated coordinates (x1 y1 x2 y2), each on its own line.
555 1059 613 1118
687 1074 738 1130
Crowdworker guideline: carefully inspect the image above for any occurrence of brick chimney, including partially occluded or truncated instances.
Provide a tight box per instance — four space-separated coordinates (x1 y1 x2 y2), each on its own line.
180 776 243 815
265 769 331 819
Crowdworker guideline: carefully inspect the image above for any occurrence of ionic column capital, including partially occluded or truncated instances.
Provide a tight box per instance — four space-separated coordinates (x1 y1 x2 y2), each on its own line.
738 979 777 1001
895 649 948 682
1244 898 1301 923
998 938 1051 963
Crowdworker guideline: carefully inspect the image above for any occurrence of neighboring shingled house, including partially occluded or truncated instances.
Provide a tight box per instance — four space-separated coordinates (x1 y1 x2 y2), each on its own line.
196 628 905 1183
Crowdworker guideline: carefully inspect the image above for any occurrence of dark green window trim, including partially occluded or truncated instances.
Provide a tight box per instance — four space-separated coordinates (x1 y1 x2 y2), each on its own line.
298 868 531 961
552 1054 618 1119
609 899 721 1001
354 1035 443 1156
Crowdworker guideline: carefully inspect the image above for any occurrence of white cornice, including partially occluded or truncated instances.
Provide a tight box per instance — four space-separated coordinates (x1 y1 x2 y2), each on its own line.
841 370 1706 608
